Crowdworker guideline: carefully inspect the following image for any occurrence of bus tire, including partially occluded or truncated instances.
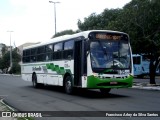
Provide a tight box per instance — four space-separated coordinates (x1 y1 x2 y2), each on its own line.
100 88 111 94
64 76 73 94
32 74 40 88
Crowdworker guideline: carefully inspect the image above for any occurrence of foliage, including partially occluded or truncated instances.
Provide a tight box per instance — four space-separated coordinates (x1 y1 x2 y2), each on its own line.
53 29 77 38
78 0 160 54
121 0 160 54
0 58 5 71
9 62 21 74
1 44 7 56
78 13 102 30
0 47 21 74
77 0 160 83
78 9 121 31
0 52 10 71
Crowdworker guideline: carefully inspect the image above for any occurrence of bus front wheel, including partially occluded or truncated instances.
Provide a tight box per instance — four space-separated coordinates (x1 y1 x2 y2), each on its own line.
64 76 73 94
100 88 111 94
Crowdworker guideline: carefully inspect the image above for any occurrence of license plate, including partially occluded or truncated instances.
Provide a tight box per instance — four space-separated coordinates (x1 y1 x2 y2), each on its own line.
110 82 117 84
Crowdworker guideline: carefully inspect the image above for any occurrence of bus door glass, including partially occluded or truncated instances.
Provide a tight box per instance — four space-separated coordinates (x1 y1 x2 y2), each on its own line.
74 40 83 86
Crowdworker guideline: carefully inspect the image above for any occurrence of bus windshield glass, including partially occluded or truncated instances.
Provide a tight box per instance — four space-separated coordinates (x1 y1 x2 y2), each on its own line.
90 34 131 72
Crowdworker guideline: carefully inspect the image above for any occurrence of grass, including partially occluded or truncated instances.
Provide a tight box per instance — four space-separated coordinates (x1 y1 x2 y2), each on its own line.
0 99 34 120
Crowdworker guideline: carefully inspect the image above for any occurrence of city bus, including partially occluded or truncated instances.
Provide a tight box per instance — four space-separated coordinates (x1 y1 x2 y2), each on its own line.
21 30 133 94
132 54 149 78
133 54 160 78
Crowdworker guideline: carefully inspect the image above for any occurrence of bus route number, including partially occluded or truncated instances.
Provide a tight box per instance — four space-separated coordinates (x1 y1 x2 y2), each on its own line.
96 34 121 40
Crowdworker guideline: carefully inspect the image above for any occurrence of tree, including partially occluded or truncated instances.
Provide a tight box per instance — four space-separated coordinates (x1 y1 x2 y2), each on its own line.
77 0 160 84
0 58 5 72
77 9 121 31
121 0 160 84
12 48 21 63
52 29 77 38
1 44 7 56
0 46 21 74
9 62 21 74
1 51 10 71
78 13 102 30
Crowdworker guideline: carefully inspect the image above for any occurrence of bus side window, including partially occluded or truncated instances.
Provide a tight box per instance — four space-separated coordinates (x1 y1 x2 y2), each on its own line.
23 50 26 56
37 54 46 61
64 40 74 59
24 56 30 63
53 43 63 59
30 48 37 62
23 50 31 63
36 46 46 62
31 48 37 55
45 44 53 61
46 44 53 52
25 49 30 57
30 56 36 62
46 53 52 61
54 43 62 52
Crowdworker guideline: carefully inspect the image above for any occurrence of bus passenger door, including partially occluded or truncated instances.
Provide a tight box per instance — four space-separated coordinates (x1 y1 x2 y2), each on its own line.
74 40 83 86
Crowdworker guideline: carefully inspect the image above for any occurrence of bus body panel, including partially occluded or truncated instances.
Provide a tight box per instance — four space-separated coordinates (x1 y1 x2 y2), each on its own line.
132 54 159 77
21 60 74 86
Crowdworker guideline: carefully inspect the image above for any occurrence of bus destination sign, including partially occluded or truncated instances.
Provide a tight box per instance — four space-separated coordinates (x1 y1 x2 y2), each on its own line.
96 34 121 40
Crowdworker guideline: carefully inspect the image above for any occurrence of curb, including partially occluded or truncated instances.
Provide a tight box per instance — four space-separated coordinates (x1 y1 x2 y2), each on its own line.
132 81 160 91
0 99 16 120
0 74 21 77
132 82 160 91
132 86 160 90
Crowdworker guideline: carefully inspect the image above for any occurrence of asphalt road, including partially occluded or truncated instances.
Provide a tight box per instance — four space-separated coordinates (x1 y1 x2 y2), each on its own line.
0 75 160 120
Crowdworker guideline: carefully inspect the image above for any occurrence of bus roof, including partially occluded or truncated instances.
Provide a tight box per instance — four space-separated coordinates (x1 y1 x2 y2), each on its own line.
23 30 127 50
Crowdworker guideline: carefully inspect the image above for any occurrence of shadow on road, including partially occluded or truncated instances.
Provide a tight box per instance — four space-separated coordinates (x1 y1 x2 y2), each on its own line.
24 85 129 99
73 89 129 99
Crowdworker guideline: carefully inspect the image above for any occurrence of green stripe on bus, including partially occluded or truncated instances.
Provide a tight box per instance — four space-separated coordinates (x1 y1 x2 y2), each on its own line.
45 63 72 75
59 67 65 74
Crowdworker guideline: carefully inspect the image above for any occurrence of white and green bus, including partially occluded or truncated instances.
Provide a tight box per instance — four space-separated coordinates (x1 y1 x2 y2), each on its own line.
21 30 133 94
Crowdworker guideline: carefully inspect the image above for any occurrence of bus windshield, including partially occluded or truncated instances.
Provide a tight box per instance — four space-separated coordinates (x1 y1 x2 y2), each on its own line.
90 40 131 72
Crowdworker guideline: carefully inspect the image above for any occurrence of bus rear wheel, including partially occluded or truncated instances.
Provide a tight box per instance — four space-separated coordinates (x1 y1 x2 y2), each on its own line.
64 76 73 94
100 88 111 94
32 74 40 88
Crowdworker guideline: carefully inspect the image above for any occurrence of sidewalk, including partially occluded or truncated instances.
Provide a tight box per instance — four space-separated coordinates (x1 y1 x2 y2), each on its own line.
0 99 16 120
132 76 160 90
132 82 160 90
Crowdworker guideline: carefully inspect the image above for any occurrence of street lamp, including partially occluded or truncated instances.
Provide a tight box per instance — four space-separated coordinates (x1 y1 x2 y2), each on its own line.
7 31 14 70
49 1 60 35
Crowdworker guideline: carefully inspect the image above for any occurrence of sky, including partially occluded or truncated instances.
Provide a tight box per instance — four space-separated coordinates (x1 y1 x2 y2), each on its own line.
0 0 131 47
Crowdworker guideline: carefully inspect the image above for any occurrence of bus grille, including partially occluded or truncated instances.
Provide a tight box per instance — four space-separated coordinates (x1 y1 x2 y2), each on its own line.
97 82 128 86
